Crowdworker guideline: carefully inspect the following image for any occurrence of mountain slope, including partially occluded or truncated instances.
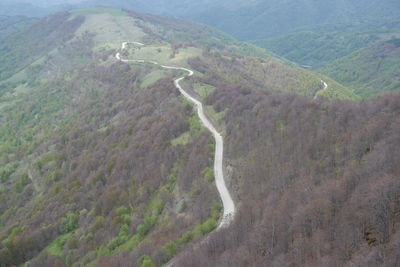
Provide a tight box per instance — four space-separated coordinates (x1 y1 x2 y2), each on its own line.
189 0 400 69
0 12 84 82
0 6 399 267
321 39 400 98
174 81 400 267
0 16 36 40
0 9 224 267
252 19 400 68
189 0 400 40
0 7 354 266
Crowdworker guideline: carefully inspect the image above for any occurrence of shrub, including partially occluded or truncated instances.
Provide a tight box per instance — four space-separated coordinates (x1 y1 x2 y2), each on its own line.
92 216 105 231
162 241 179 260
180 230 194 244
139 255 155 267
60 212 79 233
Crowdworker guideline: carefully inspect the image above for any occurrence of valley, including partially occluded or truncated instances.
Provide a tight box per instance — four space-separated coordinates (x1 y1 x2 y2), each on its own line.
0 4 399 267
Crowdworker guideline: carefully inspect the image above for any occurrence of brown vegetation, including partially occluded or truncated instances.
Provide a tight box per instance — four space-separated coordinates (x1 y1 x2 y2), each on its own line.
172 54 400 266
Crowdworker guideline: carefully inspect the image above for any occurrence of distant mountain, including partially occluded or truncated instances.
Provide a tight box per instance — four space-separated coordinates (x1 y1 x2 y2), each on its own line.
321 39 400 98
189 0 400 40
36 0 400 70
252 19 400 68
0 16 36 40
0 3 48 17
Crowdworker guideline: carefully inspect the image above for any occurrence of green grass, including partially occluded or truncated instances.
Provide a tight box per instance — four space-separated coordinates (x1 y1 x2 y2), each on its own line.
202 167 214 182
71 8 128 17
125 45 202 67
192 83 216 99
188 113 203 138
315 77 361 101
74 13 145 49
171 131 190 146
141 69 168 88
144 192 165 218
113 234 142 253
46 232 72 257
205 105 227 127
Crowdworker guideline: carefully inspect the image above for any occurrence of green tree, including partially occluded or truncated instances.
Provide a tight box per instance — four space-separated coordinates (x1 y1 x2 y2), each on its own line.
163 241 179 260
60 212 79 233
140 255 155 267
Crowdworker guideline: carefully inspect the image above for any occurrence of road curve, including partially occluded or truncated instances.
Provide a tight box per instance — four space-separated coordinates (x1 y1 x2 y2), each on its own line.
116 42 235 229
313 80 328 100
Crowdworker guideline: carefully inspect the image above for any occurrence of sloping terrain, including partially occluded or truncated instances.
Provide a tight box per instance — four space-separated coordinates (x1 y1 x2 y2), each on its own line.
321 39 400 98
173 54 400 267
5 0 399 70
185 0 400 68
0 16 36 40
0 7 351 266
190 0 400 40
252 29 379 68
0 9 223 266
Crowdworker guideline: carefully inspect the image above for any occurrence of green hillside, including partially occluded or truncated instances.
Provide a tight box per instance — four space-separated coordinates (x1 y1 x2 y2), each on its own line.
0 7 355 266
185 0 400 68
252 20 400 68
0 9 223 266
0 6 398 267
190 0 400 40
321 39 400 97
0 16 36 40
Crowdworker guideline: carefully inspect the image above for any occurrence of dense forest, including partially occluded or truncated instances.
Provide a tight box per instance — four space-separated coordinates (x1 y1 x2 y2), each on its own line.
0 6 399 267
168 51 400 266
321 39 400 98
0 46 221 267
0 11 227 266
0 16 36 40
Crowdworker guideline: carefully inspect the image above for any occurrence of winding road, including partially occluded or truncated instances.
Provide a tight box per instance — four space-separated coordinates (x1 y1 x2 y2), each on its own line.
313 80 328 100
116 42 235 229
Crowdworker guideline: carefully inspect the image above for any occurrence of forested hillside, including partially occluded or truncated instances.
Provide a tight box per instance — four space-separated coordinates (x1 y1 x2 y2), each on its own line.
172 50 400 266
0 6 398 267
0 7 335 266
321 39 400 98
0 16 36 40
0 9 227 266
4 0 400 69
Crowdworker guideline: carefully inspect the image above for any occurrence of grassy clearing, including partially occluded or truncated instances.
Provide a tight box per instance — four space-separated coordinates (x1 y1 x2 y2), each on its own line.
141 69 168 88
316 76 361 100
192 83 216 99
171 131 191 146
74 13 145 49
71 8 128 17
46 232 72 257
125 45 202 67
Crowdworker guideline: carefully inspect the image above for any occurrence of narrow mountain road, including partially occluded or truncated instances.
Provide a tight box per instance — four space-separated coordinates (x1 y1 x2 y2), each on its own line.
313 80 328 100
116 42 235 228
